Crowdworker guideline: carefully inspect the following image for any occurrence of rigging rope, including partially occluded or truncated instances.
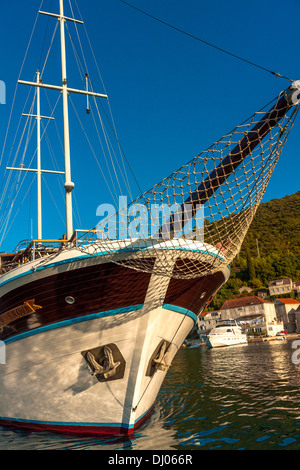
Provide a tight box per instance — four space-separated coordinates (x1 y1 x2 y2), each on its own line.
0 93 61 247
73 0 143 197
0 0 45 169
0 93 36 215
119 0 294 83
38 0 54 71
40 20 59 79
65 12 135 202
68 95 120 206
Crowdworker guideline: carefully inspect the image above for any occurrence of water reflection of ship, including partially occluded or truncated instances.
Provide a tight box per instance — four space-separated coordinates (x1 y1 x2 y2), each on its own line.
130 405 179 450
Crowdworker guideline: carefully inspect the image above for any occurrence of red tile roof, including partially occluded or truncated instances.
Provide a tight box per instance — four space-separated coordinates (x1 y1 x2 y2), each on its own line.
276 298 300 304
198 311 219 317
198 311 208 317
221 296 272 310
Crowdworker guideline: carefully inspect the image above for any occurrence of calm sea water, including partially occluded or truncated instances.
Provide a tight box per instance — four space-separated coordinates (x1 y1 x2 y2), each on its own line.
1 339 300 450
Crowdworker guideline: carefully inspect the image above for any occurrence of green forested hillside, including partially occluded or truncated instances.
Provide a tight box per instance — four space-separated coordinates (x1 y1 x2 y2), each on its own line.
209 191 300 310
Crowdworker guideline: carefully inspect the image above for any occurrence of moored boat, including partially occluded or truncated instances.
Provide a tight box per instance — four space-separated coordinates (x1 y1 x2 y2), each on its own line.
206 321 248 348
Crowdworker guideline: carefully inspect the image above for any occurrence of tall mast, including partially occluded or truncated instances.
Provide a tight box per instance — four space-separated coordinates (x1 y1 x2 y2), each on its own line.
59 0 74 240
36 71 42 240
16 0 108 240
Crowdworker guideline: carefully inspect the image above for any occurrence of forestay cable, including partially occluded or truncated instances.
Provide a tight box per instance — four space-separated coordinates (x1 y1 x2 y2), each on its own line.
119 0 294 83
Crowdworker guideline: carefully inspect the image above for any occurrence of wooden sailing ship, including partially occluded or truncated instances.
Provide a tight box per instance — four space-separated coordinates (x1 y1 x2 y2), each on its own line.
0 0 298 435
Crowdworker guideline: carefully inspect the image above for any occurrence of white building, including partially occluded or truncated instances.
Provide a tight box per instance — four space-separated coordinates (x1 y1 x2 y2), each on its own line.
220 296 283 336
292 306 300 333
293 281 300 296
268 278 293 297
197 310 221 335
274 298 300 331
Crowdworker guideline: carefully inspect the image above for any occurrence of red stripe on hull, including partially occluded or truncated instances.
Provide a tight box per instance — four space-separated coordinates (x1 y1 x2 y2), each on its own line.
0 407 154 437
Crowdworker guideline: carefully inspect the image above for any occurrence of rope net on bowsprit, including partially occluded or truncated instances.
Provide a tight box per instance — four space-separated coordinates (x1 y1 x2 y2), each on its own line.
76 84 299 280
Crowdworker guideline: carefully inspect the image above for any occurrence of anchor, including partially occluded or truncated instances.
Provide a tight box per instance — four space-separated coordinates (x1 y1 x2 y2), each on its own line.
86 345 121 379
153 340 171 372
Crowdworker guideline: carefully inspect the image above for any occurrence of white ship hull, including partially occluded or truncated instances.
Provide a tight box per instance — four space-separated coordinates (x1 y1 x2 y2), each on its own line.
0 303 193 435
0 242 229 435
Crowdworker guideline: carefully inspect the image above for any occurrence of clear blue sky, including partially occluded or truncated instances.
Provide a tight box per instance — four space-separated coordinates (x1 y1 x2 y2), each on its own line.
0 0 299 252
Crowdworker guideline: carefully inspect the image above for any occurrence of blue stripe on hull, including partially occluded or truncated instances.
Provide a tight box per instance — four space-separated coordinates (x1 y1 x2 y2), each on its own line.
162 304 198 323
0 406 154 435
4 303 197 345
0 405 151 430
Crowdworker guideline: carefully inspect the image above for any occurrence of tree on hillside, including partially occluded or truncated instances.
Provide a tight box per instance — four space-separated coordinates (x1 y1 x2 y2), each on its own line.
246 249 256 283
